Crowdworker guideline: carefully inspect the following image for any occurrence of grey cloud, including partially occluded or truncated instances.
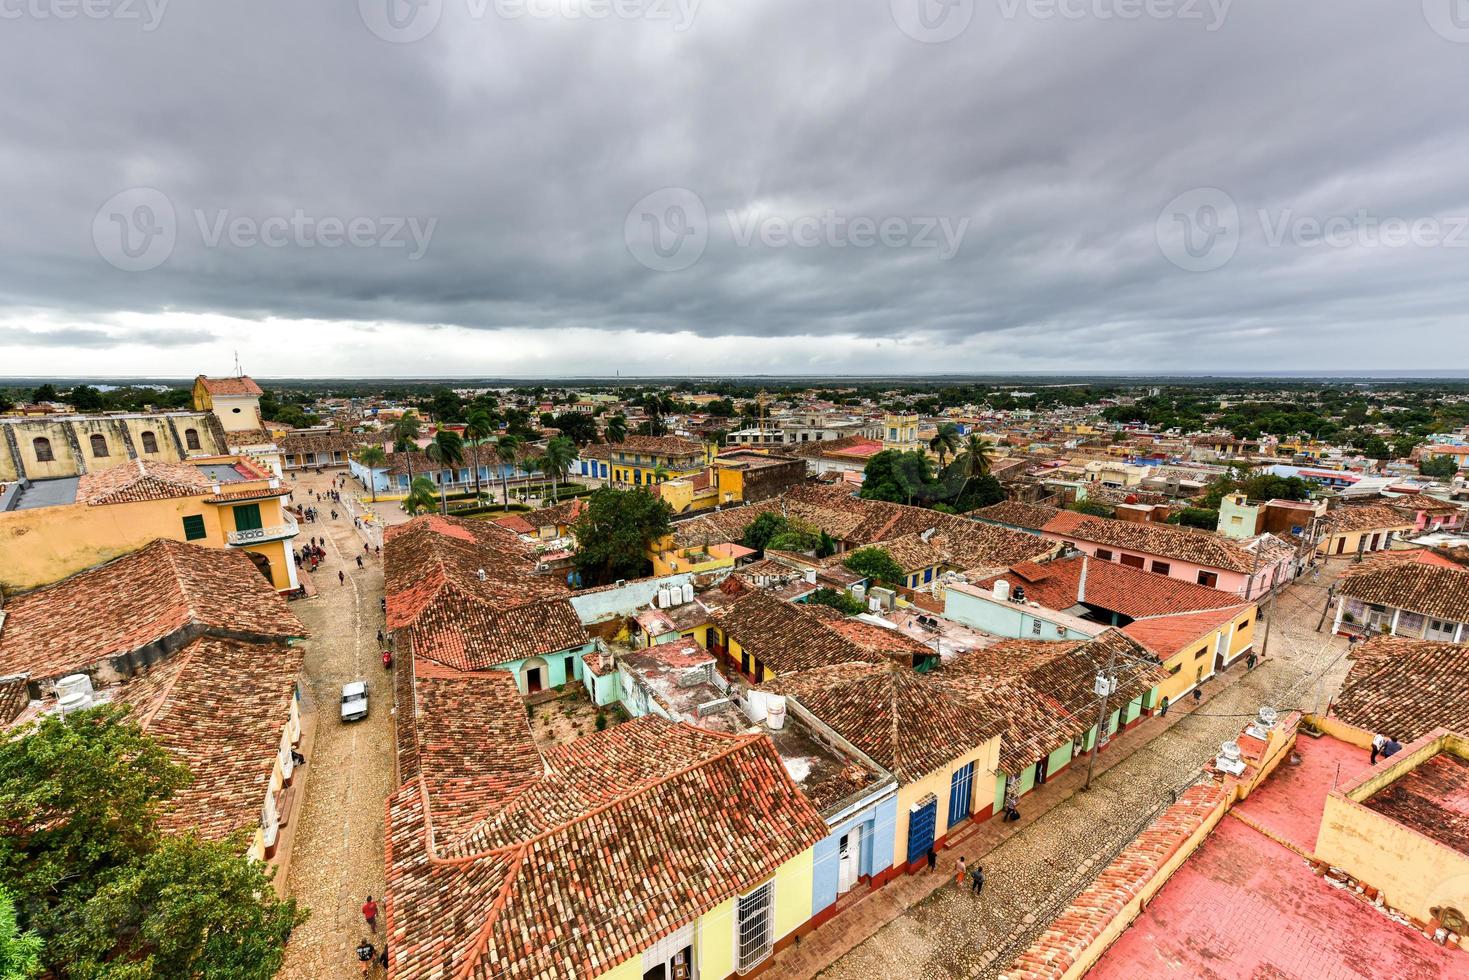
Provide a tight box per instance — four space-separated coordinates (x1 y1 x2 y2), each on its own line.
0 1 1466 372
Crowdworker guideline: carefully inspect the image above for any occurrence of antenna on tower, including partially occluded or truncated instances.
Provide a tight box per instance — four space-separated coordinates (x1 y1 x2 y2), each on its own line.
233 350 243 378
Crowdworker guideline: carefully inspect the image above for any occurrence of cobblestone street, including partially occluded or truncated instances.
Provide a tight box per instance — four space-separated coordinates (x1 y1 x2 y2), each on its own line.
813 564 1355 980
277 472 399 980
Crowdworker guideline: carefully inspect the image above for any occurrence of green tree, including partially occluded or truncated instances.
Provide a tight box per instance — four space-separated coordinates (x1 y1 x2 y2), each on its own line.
860 450 935 506
806 588 865 616
30 384 57 403
604 414 628 444
427 387 464 424
766 519 821 554
0 391 15 415
541 437 577 504
953 434 995 496
356 445 387 503
1421 454 1459 479
842 547 905 587
53 835 301 980
495 435 523 507
1067 499 1114 518
571 488 673 586
463 410 497 503
0 707 190 916
740 513 789 554
1172 507 1219 530
425 430 466 514
0 887 41 980
949 473 1006 512
928 422 961 467
551 412 598 447
403 476 440 516
388 412 423 484
68 386 104 412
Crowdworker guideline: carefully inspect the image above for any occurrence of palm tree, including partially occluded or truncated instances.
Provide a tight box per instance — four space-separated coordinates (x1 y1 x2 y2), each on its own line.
463 409 496 503
403 476 439 516
389 411 423 484
425 430 466 515
495 435 523 508
604 413 628 445
929 422 962 467
640 393 673 436
357 445 387 503
954 433 996 503
650 463 671 484
541 436 577 505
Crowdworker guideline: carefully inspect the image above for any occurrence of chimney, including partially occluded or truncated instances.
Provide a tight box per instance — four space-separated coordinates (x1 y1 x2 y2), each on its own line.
1077 556 1089 604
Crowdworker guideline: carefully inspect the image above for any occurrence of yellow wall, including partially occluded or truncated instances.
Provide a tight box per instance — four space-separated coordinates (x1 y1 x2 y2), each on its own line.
0 490 295 592
772 849 814 940
1154 607 1257 705
892 734 1001 868
1318 524 1414 556
0 414 224 482
1316 736 1469 924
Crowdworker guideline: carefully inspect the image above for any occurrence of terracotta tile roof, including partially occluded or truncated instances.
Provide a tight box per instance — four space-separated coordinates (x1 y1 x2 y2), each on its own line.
279 430 364 455
1322 504 1416 535
1331 638 1469 742
1004 782 1228 979
197 375 263 396
492 514 537 534
709 590 899 674
520 498 586 530
785 434 872 458
971 501 1064 531
0 539 307 680
1066 517 1256 573
385 516 587 670
387 667 828 980
0 675 30 725
605 434 708 458
116 635 302 841
973 555 1244 619
223 428 275 446
75 458 212 505
1040 510 1091 536
1337 558 1469 622
203 485 290 504
1122 606 1251 659
761 661 1004 783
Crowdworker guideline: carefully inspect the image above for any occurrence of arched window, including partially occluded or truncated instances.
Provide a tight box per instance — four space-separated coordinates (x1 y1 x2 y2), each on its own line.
32 436 53 462
89 434 109 457
140 431 158 453
184 428 201 451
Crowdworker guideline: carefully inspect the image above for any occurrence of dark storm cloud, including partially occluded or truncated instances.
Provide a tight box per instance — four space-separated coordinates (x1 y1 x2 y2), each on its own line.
0 0 1467 373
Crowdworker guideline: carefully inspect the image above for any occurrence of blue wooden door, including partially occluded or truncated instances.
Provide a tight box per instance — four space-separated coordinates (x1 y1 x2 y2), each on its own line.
948 762 974 827
906 796 937 864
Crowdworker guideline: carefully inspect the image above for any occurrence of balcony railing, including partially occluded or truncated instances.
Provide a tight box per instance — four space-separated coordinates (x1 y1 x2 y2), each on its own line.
228 514 300 546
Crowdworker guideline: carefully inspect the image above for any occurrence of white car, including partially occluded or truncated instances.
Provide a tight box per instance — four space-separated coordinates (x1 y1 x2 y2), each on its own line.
341 681 369 722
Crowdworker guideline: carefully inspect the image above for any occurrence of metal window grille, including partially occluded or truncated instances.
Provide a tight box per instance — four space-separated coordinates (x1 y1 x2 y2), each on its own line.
736 881 773 971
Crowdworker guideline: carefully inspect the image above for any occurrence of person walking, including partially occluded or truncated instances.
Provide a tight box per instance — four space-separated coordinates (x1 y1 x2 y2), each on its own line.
970 864 985 896
362 896 379 933
926 847 937 873
1160 696 1170 718
356 555 364 568
356 939 376 975
339 570 346 586
955 855 967 887
1371 732 1386 765
1192 686 1203 704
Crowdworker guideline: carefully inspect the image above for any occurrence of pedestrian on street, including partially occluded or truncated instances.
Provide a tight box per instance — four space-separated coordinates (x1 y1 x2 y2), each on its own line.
955 855 967 886
1382 736 1403 759
377 628 385 645
926 848 937 873
970 865 985 896
1312 565 1321 582
375 545 381 557
339 570 346 586
356 555 364 568
1160 696 1170 718
362 896 379 933
1371 732 1386 765
356 939 376 975
1246 652 1257 670
364 542 370 553
1192 687 1203 704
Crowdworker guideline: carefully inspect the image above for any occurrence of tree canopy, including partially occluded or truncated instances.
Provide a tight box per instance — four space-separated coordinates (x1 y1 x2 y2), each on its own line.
572 488 673 586
842 547 905 586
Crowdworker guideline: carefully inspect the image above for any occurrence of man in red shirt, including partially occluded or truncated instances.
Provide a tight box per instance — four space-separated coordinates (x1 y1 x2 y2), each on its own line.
362 896 379 933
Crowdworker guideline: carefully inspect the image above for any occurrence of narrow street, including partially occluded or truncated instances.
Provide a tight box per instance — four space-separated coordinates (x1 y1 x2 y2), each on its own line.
814 565 1354 980
277 472 398 980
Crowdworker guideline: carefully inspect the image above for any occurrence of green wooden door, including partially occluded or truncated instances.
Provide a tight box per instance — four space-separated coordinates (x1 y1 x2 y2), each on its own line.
233 503 263 531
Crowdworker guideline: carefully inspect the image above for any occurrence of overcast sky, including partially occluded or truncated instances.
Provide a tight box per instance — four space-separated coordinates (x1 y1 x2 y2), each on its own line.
1 1 1467 378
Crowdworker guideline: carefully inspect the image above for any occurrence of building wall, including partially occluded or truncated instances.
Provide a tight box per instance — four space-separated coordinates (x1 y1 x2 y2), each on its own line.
0 414 224 482
891 734 1001 871
1316 736 1469 925
1317 524 1414 557
498 643 595 694
942 586 1100 642
811 790 899 918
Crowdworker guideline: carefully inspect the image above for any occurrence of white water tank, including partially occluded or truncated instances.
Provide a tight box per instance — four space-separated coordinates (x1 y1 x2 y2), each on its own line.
57 691 92 716
657 587 672 608
766 695 787 731
56 674 93 700
681 582 694 604
993 579 1011 602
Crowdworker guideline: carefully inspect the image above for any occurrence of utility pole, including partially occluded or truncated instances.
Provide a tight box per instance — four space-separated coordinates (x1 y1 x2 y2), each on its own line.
1082 645 1119 792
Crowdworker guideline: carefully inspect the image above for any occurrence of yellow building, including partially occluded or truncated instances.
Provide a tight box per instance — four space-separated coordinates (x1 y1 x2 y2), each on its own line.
656 450 806 515
191 374 265 432
606 434 712 486
1124 604 1258 705
0 411 229 483
0 455 300 593
882 413 920 451
648 539 753 577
